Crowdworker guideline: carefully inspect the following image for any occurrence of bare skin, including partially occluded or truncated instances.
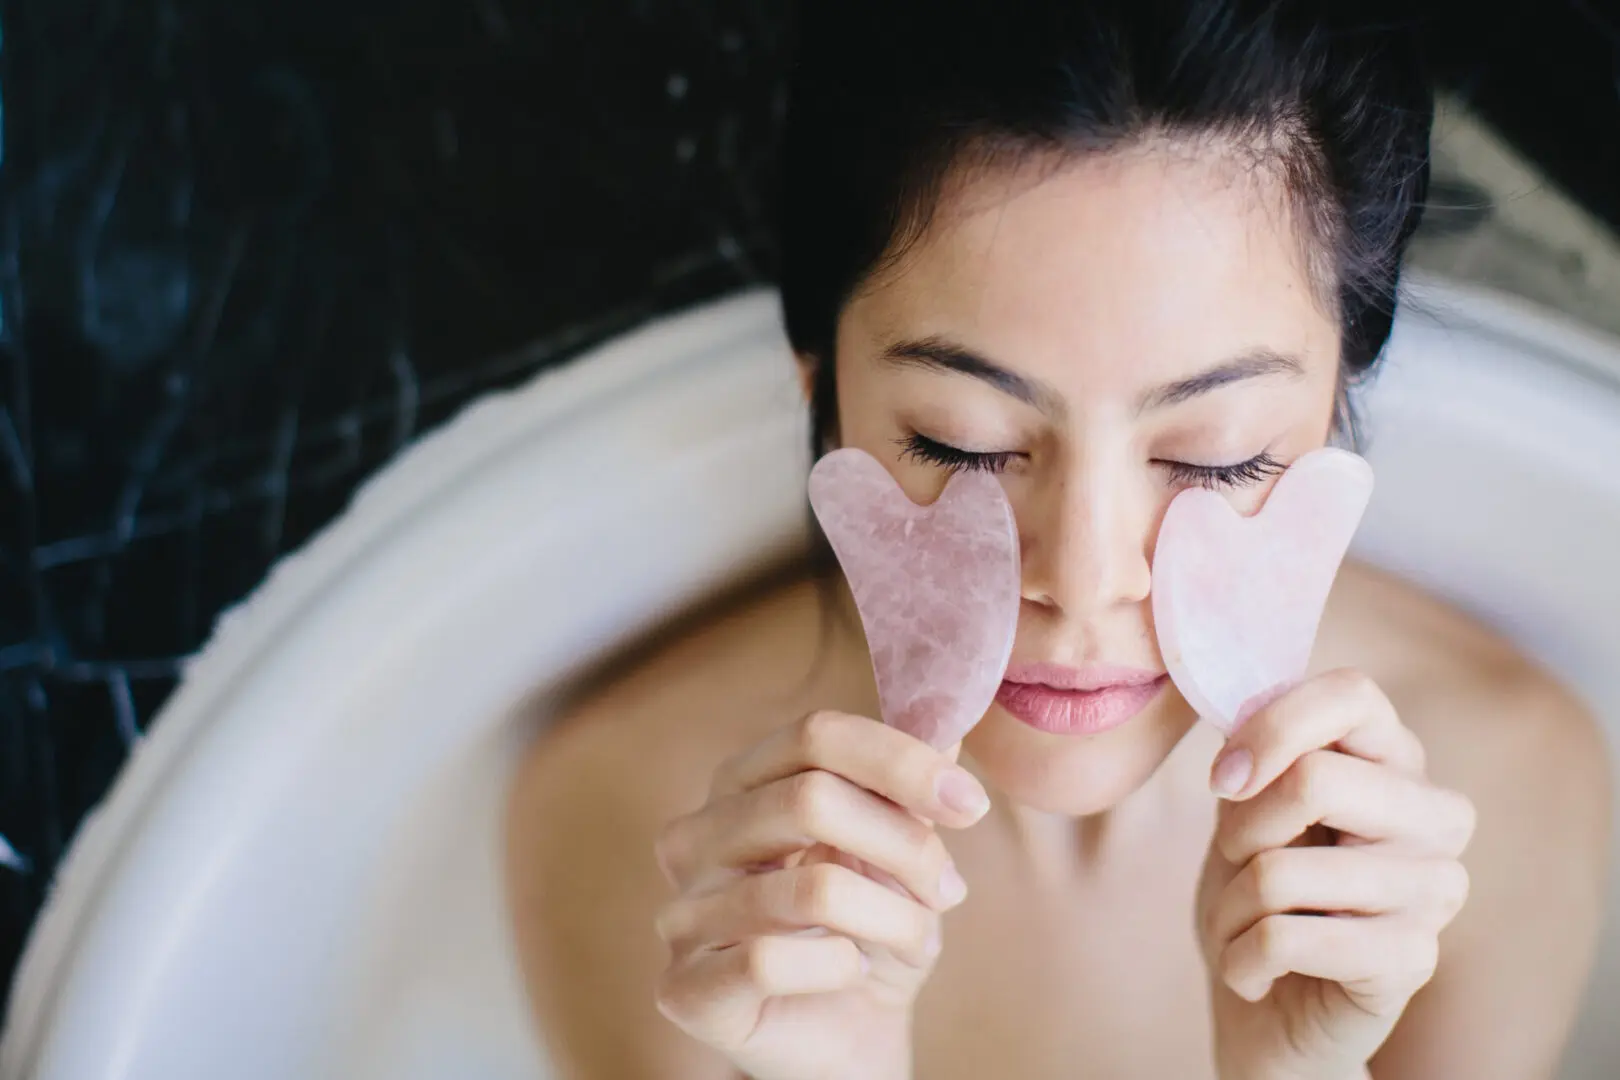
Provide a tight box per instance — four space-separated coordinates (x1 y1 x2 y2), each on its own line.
503 148 1612 1079
505 563 1607 1079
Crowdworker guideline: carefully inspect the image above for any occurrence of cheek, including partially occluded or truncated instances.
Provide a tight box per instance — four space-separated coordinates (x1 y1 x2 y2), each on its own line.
1221 478 1277 518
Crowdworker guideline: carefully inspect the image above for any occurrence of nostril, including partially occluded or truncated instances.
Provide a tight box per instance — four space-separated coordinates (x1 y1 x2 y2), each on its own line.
1019 591 1057 613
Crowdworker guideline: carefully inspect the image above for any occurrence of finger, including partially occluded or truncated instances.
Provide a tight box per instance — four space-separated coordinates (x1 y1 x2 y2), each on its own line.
1212 669 1426 801
1207 846 1471 948
1219 914 1440 1016
657 861 941 969
657 768 966 908
709 710 990 826
655 934 865 1049
1215 750 1478 864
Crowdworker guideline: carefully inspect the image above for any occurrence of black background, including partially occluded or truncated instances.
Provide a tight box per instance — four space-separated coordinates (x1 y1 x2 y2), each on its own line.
1 0 1617 1008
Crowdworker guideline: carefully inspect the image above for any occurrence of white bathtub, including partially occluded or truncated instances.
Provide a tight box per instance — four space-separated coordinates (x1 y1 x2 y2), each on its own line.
2 277 1616 1079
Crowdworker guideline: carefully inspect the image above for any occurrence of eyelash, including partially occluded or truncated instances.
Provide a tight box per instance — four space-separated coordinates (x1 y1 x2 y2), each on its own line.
1159 453 1287 490
897 433 1019 474
897 433 1286 490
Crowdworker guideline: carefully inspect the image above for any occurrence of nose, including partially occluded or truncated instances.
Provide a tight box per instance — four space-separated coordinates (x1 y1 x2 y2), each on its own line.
1017 455 1154 619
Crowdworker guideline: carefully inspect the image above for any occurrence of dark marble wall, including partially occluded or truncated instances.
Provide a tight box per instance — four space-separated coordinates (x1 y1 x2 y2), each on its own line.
0 0 794 1001
0 0 1616 1011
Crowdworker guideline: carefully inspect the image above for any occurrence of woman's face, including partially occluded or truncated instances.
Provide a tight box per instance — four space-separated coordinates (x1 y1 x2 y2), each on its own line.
822 147 1342 814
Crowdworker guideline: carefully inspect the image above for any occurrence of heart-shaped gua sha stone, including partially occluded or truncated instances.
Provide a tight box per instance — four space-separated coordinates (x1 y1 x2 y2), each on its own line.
808 448 1021 749
1151 447 1374 735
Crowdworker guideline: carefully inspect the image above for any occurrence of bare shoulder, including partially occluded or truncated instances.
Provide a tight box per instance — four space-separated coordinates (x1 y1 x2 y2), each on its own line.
501 569 859 1078
516 569 842 801
1320 560 1610 797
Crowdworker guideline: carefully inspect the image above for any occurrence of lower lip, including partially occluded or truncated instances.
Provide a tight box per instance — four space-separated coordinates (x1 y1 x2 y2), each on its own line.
995 676 1169 736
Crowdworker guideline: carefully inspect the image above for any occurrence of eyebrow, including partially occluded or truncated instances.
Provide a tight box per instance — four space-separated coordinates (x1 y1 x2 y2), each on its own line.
1135 347 1305 412
877 336 1304 416
880 337 1066 415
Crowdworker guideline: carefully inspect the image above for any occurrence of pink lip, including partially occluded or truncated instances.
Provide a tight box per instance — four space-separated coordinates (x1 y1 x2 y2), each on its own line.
996 663 1169 736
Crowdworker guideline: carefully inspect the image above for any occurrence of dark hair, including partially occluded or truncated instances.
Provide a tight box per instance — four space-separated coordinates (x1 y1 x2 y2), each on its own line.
779 0 1434 457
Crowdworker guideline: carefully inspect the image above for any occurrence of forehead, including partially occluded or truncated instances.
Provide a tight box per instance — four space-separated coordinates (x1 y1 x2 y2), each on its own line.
847 146 1338 387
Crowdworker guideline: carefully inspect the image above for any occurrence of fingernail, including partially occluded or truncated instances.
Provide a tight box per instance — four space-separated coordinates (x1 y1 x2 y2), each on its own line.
939 862 968 906
1210 747 1254 799
936 769 990 819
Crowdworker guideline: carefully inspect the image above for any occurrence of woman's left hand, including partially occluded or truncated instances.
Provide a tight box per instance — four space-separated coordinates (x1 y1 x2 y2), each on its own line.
1195 668 1477 1080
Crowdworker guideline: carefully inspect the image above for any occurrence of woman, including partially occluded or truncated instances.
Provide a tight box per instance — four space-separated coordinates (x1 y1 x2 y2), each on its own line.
505 2 1611 1077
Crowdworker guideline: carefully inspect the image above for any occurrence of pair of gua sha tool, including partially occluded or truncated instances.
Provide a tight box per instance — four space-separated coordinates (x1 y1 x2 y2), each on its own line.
807 445 1374 747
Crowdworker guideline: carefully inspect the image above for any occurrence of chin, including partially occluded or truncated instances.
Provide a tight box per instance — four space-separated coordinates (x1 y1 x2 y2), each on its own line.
961 695 1198 816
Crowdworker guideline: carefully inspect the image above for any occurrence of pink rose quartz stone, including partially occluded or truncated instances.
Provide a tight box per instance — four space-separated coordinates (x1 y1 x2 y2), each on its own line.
808 448 1021 749
1151 447 1375 734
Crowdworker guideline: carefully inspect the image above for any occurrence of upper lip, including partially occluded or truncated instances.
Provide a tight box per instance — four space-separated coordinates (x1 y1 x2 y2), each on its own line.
1000 662 1167 692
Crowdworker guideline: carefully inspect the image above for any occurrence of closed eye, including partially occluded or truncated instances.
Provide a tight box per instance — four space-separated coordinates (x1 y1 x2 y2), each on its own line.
1157 452 1286 490
896 432 1019 473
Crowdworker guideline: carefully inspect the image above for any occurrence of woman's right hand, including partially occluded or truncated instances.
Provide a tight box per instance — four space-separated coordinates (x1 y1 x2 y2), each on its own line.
653 709 990 1080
